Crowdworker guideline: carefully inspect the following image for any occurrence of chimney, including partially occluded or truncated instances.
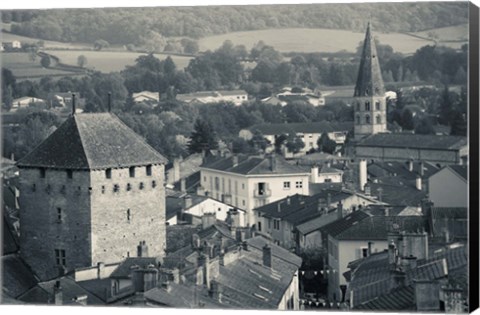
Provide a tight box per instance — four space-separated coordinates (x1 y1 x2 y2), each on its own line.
262 244 272 268
311 164 319 183
137 241 149 257
337 201 343 220
107 92 112 112
53 280 63 305
132 268 159 293
401 255 418 270
209 280 223 303
414 280 440 311
269 154 276 172
197 253 211 289
384 207 389 217
419 161 425 176
97 262 105 279
242 241 248 251
183 195 192 210
401 231 428 260
180 178 187 193
10 153 15 162
227 209 240 228
367 241 373 257
415 175 422 191
202 213 216 229
71 93 76 115
232 156 239 167
388 240 397 265
359 159 367 191
407 160 413 172
172 158 181 184
235 229 245 242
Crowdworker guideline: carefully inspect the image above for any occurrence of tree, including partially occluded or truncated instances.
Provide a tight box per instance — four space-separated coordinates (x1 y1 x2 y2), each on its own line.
317 133 336 154
450 111 467 136
285 134 305 154
94 39 110 51
77 55 88 68
401 109 415 130
274 134 288 154
415 117 435 135
187 119 218 154
40 55 51 68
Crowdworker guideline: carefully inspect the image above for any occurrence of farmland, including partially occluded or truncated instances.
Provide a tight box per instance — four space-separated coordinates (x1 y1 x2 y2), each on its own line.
198 25 468 54
45 51 194 73
1 52 81 80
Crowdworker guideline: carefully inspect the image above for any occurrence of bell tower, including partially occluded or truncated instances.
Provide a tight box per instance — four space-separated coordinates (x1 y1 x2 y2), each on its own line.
353 22 387 140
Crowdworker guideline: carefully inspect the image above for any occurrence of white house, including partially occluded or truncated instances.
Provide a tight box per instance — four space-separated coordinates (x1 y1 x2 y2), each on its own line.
428 165 468 207
199 154 310 225
310 163 343 184
132 91 160 104
10 97 46 111
176 90 248 106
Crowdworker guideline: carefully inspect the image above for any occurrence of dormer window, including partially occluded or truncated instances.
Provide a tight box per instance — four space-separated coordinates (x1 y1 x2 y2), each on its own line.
146 165 152 176
129 167 135 178
106 168 112 179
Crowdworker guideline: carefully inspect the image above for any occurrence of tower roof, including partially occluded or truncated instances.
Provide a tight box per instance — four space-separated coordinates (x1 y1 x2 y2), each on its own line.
17 113 167 170
354 22 385 97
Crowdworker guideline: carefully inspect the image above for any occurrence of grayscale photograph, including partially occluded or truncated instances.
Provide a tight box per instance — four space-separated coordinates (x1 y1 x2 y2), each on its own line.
0 1 475 313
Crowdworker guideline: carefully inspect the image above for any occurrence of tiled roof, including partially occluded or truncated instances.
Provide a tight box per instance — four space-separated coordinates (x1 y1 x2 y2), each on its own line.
201 154 308 176
172 171 201 193
356 133 467 150
3 216 19 255
18 276 104 305
248 121 352 135
448 165 468 181
367 161 439 180
354 23 385 97
1 254 38 298
17 113 167 170
355 285 415 311
145 283 222 308
319 210 371 238
166 193 208 220
369 181 427 206
110 257 160 279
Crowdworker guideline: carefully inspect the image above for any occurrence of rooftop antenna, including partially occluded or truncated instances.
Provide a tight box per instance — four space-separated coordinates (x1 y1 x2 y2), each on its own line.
107 92 112 112
71 93 76 116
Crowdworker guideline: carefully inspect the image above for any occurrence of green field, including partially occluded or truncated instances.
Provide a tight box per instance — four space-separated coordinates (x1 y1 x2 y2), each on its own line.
1 52 80 80
50 50 193 72
1 31 91 50
198 25 468 54
412 24 468 43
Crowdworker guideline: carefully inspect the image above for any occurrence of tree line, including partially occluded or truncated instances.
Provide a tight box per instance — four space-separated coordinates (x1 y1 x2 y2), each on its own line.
2 3 467 44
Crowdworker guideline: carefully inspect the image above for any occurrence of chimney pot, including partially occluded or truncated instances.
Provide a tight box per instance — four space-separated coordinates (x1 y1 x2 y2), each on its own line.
262 244 272 268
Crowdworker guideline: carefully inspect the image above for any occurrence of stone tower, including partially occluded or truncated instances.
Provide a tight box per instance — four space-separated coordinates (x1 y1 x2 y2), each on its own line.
353 22 387 140
17 113 168 280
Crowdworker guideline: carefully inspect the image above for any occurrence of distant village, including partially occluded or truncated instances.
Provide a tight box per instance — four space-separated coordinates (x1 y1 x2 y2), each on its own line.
1 23 469 312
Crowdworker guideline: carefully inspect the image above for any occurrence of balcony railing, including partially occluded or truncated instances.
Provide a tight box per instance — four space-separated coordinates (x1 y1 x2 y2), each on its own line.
254 188 271 198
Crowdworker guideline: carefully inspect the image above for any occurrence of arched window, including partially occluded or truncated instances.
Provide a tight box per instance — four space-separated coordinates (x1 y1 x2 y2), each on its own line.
365 115 371 124
356 115 361 124
356 102 360 111
376 115 381 124
365 101 371 111
375 101 381 111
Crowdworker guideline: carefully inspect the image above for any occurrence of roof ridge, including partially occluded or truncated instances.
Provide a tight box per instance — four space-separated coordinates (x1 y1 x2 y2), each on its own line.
72 115 92 169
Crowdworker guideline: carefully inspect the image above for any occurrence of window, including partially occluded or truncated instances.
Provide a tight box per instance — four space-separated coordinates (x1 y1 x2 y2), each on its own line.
203 176 207 182
361 248 369 258
57 208 62 222
101 185 105 194
257 182 266 195
126 183 132 191
309 142 313 147
129 166 135 178
356 102 360 111
152 180 157 188
295 181 303 188
146 165 152 176
242 200 246 206
242 183 245 190
55 249 66 266
268 219 271 229
113 184 120 192
139 182 144 190
258 222 262 232
283 181 290 189
325 178 332 183
356 115 361 124
67 170 73 179
106 168 112 179
215 177 220 190
365 101 370 111
274 220 280 230
375 101 381 111
40 168 46 178
376 115 382 124
127 209 131 222
365 115 371 124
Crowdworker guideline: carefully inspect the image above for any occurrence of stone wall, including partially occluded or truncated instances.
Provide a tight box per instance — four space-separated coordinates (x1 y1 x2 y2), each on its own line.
19 167 93 280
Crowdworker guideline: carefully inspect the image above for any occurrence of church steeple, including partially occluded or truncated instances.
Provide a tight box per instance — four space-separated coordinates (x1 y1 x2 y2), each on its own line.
353 22 387 140
354 22 385 97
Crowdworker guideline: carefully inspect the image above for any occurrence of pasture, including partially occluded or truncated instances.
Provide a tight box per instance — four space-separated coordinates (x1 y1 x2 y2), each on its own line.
198 25 468 54
50 51 194 73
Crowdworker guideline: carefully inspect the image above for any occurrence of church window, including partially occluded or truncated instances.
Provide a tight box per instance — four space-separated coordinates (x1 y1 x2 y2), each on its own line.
375 101 381 110
356 115 361 124
365 101 370 111
146 165 152 176
106 168 112 179
129 166 135 178
365 115 371 124
376 115 382 124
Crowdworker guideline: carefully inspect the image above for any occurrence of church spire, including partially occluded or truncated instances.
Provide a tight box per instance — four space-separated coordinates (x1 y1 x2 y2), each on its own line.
354 22 385 97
